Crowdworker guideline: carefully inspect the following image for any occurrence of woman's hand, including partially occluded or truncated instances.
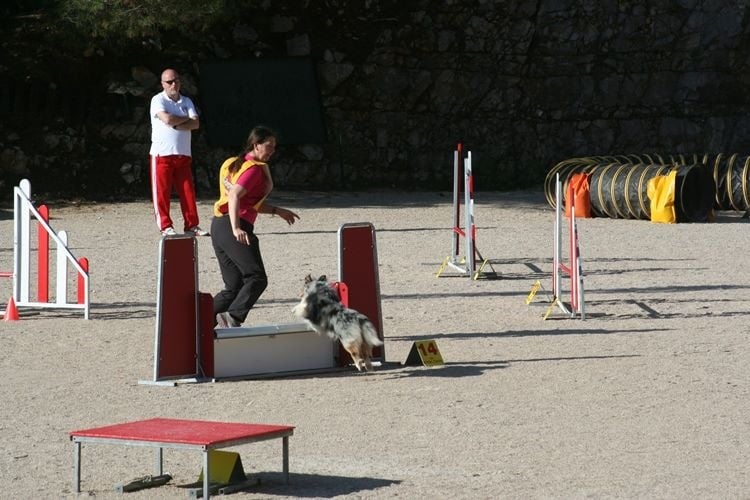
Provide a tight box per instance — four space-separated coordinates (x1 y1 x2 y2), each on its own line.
276 207 300 226
232 226 251 245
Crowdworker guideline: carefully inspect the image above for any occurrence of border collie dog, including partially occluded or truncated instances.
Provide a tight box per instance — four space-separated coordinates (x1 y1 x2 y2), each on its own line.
292 275 383 371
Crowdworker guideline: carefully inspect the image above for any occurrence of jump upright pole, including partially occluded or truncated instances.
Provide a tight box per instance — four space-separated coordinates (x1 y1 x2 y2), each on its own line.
451 143 464 263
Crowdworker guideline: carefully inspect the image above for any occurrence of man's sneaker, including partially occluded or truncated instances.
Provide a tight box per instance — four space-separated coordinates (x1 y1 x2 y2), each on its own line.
187 226 210 236
161 227 177 236
216 312 240 328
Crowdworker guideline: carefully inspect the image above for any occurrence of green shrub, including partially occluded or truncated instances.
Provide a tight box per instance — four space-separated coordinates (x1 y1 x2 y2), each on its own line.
57 0 226 43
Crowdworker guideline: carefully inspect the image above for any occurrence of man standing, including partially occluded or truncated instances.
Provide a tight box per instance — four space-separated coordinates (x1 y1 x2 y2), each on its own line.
149 68 208 236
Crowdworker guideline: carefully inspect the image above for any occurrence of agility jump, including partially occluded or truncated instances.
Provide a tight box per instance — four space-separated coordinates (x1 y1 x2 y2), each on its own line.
140 222 385 384
2 179 90 319
436 143 496 279
551 173 585 318
528 174 585 319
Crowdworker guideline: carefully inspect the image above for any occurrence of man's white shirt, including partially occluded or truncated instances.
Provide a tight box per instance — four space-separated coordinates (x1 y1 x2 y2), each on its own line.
149 91 198 156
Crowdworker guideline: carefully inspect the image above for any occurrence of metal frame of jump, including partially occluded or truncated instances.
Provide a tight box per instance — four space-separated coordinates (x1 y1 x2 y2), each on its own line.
2 179 90 319
436 144 495 280
549 174 585 319
140 223 385 385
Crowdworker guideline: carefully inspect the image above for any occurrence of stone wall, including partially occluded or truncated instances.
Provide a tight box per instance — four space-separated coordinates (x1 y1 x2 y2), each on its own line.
2 0 750 199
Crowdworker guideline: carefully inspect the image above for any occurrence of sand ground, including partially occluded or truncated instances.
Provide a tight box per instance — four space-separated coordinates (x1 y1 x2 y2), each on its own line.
0 189 748 499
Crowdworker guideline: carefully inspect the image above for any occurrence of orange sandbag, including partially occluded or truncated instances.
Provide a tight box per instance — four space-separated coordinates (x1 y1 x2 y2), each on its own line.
565 173 592 218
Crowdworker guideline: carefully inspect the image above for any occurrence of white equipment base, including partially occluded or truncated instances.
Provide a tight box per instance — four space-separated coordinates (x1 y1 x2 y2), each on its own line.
212 322 338 379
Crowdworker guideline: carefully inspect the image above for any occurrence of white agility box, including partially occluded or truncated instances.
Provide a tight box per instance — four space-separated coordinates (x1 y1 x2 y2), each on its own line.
212 323 338 379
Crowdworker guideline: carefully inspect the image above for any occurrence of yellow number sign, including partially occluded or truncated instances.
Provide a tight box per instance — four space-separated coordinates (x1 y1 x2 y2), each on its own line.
404 339 444 366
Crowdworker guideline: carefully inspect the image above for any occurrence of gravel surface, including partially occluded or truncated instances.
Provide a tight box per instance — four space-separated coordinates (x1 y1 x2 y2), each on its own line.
1 189 748 499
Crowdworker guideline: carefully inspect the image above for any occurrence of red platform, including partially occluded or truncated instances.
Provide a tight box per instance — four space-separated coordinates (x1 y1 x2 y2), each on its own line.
70 418 294 498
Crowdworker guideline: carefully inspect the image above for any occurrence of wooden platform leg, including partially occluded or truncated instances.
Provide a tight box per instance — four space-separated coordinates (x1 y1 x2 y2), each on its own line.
283 436 289 484
154 447 163 475
203 449 211 499
73 440 81 492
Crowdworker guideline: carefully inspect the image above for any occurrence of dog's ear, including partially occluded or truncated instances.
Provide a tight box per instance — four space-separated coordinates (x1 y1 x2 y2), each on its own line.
304 274 313 284
318 275 327 282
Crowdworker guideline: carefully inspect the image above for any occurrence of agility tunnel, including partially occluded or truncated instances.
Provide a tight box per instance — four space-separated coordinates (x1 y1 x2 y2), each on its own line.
710 154 750 211
545 154 722 222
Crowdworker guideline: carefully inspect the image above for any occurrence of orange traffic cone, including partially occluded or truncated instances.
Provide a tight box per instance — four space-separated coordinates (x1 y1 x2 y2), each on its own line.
3 296 19 321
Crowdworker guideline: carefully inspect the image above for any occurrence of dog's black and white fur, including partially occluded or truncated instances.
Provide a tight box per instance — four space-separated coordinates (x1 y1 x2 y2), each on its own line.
292 274 383 371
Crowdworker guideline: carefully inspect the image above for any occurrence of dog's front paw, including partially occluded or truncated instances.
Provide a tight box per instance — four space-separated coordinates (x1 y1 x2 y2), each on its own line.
291 303 305 318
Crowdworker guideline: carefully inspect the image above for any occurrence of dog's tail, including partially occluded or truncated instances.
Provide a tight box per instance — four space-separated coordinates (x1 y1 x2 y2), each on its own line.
361 317 384 347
